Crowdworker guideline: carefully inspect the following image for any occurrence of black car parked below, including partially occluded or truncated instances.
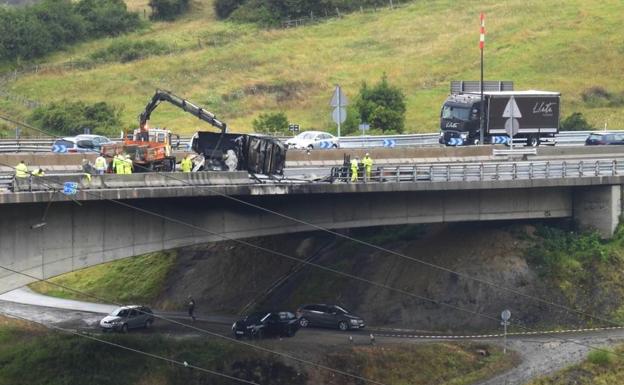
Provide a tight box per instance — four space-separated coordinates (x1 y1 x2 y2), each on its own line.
296 304 365 331
232 311 299 339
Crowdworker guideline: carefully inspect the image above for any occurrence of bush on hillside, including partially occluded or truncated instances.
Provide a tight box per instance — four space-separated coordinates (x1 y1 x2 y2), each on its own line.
252 112 289 135
148 0 190 21
0 0 139 62
355 74 406 134
90 39 172 63
560 112 593 131
29 101 123 136
214 0 404 25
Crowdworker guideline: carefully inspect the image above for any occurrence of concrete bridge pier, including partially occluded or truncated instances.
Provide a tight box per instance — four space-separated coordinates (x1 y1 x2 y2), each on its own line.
574 185 622 238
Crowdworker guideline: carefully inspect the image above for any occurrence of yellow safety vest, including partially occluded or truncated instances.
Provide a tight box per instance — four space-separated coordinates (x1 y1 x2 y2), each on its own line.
181 158 192 172
95 156 107 170
15 163 28 178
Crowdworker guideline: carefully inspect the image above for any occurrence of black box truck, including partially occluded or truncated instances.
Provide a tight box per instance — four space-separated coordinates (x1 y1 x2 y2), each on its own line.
439 81 560 147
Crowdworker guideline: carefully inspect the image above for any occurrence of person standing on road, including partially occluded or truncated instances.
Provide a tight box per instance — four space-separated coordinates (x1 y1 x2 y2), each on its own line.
15 160 29 178
362 153 373 181
180 154 193 173
113 153 124 174
123 155 134 175
350 156 359 183
187 295 196 322
94 154 107 175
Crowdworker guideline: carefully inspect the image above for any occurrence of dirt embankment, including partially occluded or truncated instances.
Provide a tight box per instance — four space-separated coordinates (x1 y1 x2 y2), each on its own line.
155 221 620 332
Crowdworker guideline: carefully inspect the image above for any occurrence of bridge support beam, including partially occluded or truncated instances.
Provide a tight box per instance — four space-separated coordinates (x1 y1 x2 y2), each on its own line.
574 185 621 238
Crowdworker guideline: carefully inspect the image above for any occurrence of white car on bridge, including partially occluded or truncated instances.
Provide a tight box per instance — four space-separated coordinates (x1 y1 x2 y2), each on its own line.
285 131 339 150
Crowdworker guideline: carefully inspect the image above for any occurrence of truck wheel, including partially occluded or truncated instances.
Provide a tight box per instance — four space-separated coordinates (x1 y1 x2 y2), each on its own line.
528 136 540 147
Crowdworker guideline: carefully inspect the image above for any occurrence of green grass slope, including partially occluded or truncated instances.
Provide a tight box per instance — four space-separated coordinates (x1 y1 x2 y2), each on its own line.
2 0 624 134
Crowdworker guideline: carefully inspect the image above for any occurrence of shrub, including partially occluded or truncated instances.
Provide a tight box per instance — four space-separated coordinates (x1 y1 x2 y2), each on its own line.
148 0 190 21
90 39 171 63
252 112 289 135
355 74 406 133
560 112 593 131
29 100 123 136
587 349 615 366
214 0 247 19
0 0 140 63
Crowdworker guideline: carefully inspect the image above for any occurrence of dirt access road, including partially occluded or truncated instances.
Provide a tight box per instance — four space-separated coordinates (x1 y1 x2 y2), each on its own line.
3 288 624 384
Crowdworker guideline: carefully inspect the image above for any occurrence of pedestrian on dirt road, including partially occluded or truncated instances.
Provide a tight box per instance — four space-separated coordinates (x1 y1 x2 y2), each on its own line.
187 295 196 322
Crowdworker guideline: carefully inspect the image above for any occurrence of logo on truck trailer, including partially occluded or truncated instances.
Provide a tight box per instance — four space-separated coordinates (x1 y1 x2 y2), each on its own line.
532 101 556 116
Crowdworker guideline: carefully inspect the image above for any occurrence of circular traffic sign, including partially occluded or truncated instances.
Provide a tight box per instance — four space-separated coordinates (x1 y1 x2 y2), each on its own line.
504 118 520 137
501 309 511 321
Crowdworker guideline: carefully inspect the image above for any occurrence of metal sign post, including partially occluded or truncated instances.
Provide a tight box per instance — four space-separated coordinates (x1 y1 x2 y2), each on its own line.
330 85 348 138
501 309 511 354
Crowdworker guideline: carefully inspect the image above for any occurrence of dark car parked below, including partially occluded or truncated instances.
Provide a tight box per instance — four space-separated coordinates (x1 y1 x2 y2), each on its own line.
232 311 299 339
296 304 365 331
585 132 624 145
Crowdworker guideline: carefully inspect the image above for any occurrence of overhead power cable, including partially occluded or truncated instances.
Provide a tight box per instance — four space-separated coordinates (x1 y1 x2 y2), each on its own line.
3 168 624 369
0 312 260 385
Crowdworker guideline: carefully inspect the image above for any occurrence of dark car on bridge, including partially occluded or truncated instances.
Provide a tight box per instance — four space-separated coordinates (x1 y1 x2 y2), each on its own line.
585 132 624 145
232 311 299 339
296 304 365 331
99 305 154 333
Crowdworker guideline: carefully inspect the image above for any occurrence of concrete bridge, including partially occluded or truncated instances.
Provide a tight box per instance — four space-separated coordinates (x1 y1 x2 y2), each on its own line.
1 160 623 294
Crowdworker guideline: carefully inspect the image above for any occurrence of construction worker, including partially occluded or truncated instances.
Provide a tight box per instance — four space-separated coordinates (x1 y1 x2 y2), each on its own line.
113 153 123 174
362 153 373 181
94 154 107 175
123 155 133 175
33 168 45 177
350 156 359 183
15 160 29 178
180 154 193 173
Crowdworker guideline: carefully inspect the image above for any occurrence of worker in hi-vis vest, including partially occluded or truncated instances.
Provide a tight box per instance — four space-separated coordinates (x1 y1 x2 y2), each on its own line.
350 157 359 183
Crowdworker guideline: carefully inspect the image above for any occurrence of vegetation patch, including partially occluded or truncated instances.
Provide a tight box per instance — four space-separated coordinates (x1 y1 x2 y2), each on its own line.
529 345 624 385
322 343 518 385
89 39 174 63
581 86 624 108
29 251 177 305
526 224 624 324
29 100 123 136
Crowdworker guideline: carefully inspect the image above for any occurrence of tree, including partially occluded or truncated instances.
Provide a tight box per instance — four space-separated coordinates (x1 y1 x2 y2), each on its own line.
214 0 247 19
560 112 593 131
30 100 122 136
148 0 190 21
355 74 406 133
252 112 289 135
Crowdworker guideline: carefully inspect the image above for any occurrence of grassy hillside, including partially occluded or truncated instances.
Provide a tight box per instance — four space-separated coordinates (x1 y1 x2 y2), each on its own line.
1 0 623 134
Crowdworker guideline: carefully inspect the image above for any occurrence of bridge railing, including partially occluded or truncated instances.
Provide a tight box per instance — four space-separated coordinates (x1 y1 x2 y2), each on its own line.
330 159 624 183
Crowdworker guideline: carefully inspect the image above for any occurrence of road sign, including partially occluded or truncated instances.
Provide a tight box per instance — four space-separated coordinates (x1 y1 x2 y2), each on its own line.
359 123 370 131
503 96 521 138
491 136 510 144
330 85 348 107
318 141 334 149
448 137 464 146
288 124 300 133
62 182 78 195
52 144 68 153
332 107 347 124
382 139 396 148
501 309 511 321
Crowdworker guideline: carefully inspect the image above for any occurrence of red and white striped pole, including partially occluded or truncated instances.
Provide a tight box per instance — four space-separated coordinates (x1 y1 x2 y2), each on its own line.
479 12 485 145
479 13 485 50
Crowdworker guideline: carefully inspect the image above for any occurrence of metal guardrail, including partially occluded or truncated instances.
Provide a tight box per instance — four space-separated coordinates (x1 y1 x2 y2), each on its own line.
330 158 624 183
0 130 614 153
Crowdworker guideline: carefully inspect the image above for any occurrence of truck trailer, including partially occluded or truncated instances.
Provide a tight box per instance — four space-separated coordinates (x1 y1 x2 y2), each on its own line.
439 81 560 147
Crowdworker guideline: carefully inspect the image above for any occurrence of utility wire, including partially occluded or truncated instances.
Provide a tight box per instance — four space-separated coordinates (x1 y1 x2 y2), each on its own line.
3 164 624 372
1 312 260 385
2 117 622 337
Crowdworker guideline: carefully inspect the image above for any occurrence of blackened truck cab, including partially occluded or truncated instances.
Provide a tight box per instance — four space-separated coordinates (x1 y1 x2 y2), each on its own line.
439 81 560 147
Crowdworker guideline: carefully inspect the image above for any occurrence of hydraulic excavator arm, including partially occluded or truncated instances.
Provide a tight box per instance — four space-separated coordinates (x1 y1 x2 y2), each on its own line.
138 89 228 133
